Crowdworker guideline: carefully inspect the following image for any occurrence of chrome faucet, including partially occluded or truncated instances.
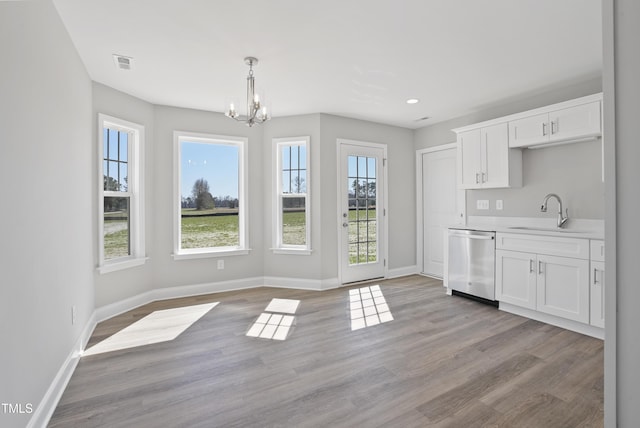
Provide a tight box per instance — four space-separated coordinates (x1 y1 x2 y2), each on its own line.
541 193 569 228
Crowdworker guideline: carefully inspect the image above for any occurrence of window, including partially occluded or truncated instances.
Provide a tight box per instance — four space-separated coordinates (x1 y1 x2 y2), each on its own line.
174 132 248 258
273 137 310 254
98 114 145 273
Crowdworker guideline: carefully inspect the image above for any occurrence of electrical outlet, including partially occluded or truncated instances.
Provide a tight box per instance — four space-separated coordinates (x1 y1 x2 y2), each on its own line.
496 200 503 210
71 305 76 325
476 200 489 210
217 259 224 270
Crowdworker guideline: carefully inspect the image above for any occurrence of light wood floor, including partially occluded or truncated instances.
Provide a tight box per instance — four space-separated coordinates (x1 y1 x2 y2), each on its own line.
49 275 603 427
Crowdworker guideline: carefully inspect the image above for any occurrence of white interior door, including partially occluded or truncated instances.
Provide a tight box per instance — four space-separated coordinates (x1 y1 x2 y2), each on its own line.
422 146 464 278
338 140 386 284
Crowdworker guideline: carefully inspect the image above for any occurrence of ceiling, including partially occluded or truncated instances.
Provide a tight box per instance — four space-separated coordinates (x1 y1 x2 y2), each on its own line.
52 0 602 129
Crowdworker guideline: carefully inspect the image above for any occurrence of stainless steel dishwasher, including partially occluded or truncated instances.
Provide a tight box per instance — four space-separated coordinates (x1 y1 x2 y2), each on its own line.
447 228 496 302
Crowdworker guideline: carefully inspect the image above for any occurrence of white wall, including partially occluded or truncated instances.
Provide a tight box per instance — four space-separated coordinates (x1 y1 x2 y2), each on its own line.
92 83 155 308
151 106 265 290
606 0 640 425
414 78 604 220
0 2 94 427
262 114 324 281
319 114 416 276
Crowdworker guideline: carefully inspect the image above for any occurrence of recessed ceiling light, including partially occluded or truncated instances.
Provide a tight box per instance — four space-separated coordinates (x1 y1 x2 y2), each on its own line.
406 98 419 104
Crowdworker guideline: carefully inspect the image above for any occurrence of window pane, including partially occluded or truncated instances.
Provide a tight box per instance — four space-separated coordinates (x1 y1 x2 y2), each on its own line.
282 171 291 194
358 156 366 177
119 163 128 191
282 146 290 170
282 197 306 245
108 129 118 161
103 196 130 260
367 157 376 179
180 141 240 249
296 170 307 193
299 145 306 169
107 161 120 190
348 156 357 177
119 133 128 162
290 145 299 169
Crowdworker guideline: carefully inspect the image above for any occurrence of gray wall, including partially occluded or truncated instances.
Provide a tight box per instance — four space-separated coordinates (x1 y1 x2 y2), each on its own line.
92 83 156 307
319 114 416 275
606 0 640 425
150 106 265 290
262 114 324 280
414 78 605 220
0 2 94 427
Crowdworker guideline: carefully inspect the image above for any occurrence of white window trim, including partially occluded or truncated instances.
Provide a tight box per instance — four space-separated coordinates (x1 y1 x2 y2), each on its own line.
272 136 311 254
97 113 146 274
173 131 249 259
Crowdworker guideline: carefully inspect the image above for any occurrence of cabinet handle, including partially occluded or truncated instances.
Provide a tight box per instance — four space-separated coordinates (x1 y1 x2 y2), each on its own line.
593 268 600 285
538 261 543 275
481 172 486 183
529 259 534 273
551 120 557 134
476 173 480 184
542 122 547 136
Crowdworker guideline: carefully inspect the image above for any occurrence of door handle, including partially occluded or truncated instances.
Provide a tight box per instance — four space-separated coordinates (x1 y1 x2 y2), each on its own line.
342 222 348 228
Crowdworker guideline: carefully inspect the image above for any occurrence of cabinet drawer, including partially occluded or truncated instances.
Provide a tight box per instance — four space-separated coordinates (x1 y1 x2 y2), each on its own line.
496 233 589 259
590 240 605 262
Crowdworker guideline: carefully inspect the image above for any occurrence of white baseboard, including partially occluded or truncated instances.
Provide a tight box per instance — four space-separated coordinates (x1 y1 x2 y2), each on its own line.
267 276 339 291
499 302 604 340
28 312 96 428
95 290 156 323
152 276 263 302
387 265 418 279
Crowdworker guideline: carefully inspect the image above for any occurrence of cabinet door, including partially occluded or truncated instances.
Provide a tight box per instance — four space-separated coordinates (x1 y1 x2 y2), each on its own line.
457 129 482 189
549 101 601 143
496 249 536 309
481 123 510 188
536 254 589 323
590 261 605 328
508 113 549 148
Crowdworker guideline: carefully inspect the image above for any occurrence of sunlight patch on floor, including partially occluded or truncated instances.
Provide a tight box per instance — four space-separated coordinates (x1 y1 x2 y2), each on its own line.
246 298 300 341
349 285 393 330
82 302 219 356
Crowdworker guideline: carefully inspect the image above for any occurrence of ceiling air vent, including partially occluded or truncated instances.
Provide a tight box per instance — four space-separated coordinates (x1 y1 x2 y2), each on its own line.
112 54 134 71
414 116 431 122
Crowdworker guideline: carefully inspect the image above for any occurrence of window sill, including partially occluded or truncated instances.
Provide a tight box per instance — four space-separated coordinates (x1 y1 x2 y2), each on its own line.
98 257 148 274
172 248 251 260
271 248 313 256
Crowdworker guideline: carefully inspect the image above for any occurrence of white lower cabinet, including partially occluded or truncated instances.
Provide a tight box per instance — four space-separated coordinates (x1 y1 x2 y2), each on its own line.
590 239 605 328
496 233 597 329
590 260 605 328
496 250 536 310
496 249 589 323
536 254 589 323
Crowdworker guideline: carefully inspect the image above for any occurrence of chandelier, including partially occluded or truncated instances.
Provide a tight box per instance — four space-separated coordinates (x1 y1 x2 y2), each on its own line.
225 57 270 127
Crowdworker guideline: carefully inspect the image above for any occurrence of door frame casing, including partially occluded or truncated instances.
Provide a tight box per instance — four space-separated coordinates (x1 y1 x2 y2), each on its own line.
416 143 466 282
336 138 389 285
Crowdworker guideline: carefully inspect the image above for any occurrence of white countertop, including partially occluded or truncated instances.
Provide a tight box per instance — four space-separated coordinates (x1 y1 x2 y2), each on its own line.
449 216 604 240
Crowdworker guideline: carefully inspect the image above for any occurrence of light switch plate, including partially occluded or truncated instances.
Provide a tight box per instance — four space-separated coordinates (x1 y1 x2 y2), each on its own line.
476 200 489 210
496 200 503 210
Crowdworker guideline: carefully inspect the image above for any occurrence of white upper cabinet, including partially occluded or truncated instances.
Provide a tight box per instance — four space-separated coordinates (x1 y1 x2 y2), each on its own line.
456 123 522 189
509 99 602 148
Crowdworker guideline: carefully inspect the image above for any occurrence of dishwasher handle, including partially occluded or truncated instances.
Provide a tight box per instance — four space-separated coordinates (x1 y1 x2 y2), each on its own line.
448 230 495 240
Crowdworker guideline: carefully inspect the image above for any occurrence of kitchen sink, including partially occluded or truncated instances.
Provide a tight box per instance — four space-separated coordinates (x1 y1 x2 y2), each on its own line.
507 226 588 233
